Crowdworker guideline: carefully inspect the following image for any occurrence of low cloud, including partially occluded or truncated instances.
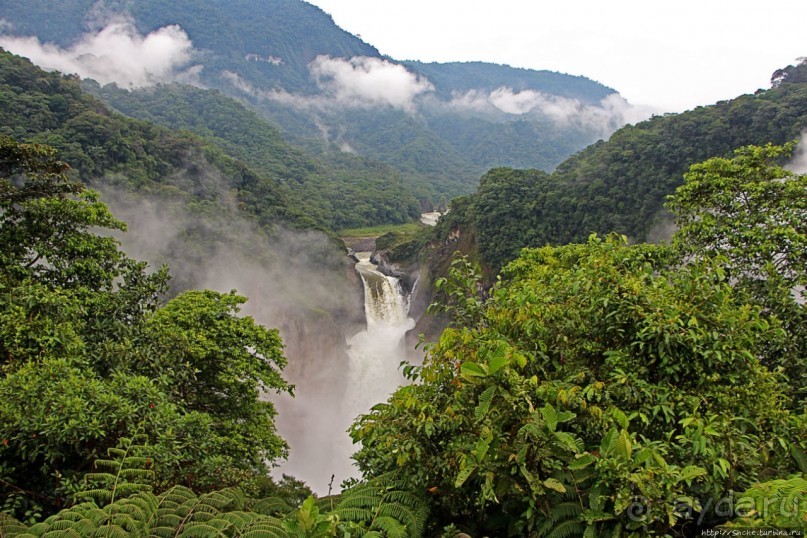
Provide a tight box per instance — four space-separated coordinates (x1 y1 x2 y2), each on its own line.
444 87 655 135
309 55 434 112
0 19 197 88
225 56 433 114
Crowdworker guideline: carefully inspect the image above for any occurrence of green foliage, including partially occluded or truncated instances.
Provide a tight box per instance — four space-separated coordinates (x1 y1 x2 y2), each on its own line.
428 255 486 328
668 143 807 407
352 235 804 536
0 475 428 538
77 433 155 506
725 476 807 529
142 289 292 466
0 137 292 518
440 67 807 273
84 82 422 229
0 50 309 231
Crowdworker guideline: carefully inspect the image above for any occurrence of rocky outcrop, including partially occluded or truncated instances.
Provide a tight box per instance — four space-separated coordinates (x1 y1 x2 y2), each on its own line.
370 250 418 293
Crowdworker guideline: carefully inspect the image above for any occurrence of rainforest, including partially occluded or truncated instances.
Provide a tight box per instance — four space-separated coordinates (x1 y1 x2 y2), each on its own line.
0 1 805 536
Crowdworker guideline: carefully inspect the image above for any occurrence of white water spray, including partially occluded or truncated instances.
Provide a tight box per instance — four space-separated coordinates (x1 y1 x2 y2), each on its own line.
276 252 414 494
334 253 415 485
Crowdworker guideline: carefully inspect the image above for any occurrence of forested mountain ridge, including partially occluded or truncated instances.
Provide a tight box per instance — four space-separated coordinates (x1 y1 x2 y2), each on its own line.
0 0 380 94
0 49 420 230
404 60 614 102
0 0 633 205
0 50 303 228
82 80 421 229
427 60 807 272
0 48 368 330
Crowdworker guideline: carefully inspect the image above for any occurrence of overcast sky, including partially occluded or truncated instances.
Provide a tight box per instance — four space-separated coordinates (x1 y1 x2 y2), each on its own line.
306 0 806 113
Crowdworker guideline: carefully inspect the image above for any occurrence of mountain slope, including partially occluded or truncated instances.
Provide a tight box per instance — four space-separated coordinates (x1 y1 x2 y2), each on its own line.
0 0 380 93
83 80 420 228
426 62 807 272
0 0 630 204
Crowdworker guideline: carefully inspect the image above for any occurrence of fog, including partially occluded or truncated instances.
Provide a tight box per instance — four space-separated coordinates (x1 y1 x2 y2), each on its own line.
442 87 654 136
0 19 198 88
98 181 369 494
787 131 807 174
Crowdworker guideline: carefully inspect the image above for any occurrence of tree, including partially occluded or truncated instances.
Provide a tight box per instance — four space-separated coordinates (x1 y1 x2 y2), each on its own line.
0 137 293 517
352 236 803 536
667 142 807 406
143 289 291 467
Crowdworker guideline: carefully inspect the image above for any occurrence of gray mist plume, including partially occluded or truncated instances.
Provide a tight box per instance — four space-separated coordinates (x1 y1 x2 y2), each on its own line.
98 181 367 495
787 131 807 174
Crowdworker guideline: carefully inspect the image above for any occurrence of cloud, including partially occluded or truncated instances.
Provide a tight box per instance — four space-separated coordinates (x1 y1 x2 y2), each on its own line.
0 19 197 88
309 55 434 112
444 86 656 135
224 56 434 114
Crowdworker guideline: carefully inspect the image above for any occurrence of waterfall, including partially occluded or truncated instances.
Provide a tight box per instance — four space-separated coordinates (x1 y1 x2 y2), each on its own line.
330 253 415 489
275 252 414 494
354 253 410 326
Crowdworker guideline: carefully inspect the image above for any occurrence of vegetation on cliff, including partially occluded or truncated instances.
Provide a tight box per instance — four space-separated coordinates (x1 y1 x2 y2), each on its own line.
437 60 807 273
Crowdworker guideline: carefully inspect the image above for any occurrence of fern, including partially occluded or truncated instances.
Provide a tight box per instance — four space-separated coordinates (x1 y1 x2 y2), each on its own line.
3 474 427 538
727 476 807 529
0 513 29 537
329 474 428 537
77 433 154 507
544 519 586 538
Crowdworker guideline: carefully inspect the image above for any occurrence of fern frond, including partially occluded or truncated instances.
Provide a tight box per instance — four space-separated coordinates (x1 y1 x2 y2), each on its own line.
371 515 407 538
250 498 292 517
0 513 28 537
544 519 585 538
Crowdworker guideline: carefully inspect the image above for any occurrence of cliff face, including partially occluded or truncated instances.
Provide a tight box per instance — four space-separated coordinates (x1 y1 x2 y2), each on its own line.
273 252 365 385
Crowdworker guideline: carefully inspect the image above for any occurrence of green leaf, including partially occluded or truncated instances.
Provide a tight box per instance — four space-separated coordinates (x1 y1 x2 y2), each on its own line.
455 464 477 488
568 454 596 470
581 509 615 523
541 403 559 432
460 361 487 380
608 407 629 429
474 386 497 422
553 431 581 453
543 478 567 494
616 429 632 461
678 465 707 482
488 352 508 374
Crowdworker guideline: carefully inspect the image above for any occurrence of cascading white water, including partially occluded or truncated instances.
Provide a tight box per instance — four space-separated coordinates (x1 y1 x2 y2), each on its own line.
327 253 415 489
354 254 411 326
272 252 414 494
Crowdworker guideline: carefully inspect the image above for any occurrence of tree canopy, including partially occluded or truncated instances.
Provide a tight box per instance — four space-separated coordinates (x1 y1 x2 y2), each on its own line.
0 137 292 517
351 144 807 536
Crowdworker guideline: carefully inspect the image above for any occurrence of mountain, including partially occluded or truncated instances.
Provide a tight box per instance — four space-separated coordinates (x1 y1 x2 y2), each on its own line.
410 60 807 273
0 0 379 93
0 0 633 206
0 47 367 408
81 80 421 229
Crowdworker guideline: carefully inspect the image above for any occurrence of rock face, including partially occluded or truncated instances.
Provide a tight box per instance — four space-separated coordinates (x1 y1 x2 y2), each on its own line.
370 250 418 293
342 236 377 253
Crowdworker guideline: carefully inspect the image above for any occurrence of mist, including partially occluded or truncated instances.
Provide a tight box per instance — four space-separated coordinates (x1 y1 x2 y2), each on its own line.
98 179 368 495
309 55 434 112
787 131 807 174
0 19 197 88
442 87 654 135
225 55 434 114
